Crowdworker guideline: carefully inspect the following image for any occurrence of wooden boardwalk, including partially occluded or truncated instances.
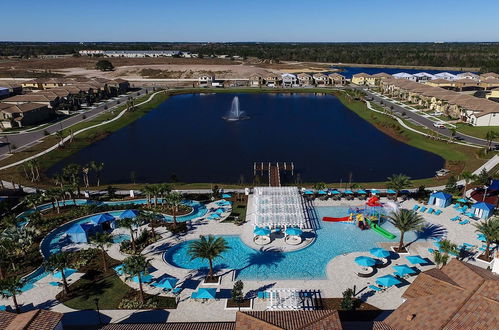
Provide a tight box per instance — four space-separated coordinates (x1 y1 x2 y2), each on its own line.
254 162 294 187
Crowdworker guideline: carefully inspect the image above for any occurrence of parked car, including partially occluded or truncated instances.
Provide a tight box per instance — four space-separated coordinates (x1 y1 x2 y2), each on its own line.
433 122 446 129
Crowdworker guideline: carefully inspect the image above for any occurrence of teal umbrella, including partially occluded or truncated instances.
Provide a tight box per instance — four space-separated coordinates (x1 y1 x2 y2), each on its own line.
376 274 401 287
357 190 367 194
355 256 376 267
192 288 217 299
285 227 303 236
386 189 397 194
457 198 469 203
370 189 380 194
253 227 271 236
304 190 314 195
406 255 427 265
153 277 178 289
393 264 416 276
317 190 327 195
344 190 354 194
370 248 390 258
133 273 153 283
331 190 340 195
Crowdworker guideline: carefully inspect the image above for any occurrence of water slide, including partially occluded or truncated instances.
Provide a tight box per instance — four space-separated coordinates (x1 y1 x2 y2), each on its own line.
323 216 351 222
366 219 396 239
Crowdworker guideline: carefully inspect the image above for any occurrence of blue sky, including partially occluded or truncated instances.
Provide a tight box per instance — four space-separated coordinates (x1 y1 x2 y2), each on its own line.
2 0 499 42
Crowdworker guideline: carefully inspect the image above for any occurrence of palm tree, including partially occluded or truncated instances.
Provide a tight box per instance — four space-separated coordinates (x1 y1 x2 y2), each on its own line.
461 171 477 198
386 173 412 199
139 212 159 241
55 130 64 147
0 276 25 313
473 218 499 260
485 130 498 151
142 185 154 207
90 162 104 187
158 184 172 208
165 192 183 228
187 235 229 280
387 209 426 252
122 254 150 303
62 164 81 197
82 164 91 188
118 217 141 252
432 250 449 269
44 251 74 295
90 232 113 272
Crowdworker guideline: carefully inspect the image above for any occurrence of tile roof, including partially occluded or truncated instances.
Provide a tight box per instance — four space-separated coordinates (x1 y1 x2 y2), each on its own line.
237 310 342 329
0 309 63 330
101 322 236 330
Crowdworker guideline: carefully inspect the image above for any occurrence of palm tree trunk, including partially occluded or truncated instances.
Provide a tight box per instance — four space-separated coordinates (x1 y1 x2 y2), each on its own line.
0 266 4 280
101 248 108 272
150 222 156 240
97 174 100 187
172 209 177 228
62 272 69 295
130 229 136 251
485 241 490 260
208 259 214 279
463 182 468 198
138 276 145 303
55 199 60 214
154 195 158 208
398 231 405 252
12 293 20 313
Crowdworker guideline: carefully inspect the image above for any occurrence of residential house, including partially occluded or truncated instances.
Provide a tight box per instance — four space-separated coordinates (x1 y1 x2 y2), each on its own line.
457 72 480 81
0 103 53 128
453 78 479 91
374 259 499 330
0 81 23 97
281 73 297 87
433 72 457 81
312 73 329 85
248 74 263 87
297 73 313 86
486 89 499 102
103 50 181 58
2 93 59 108
198 75 214 87
264 73 281 87
21 78 67 90
351 73 372 85
413 72 435 82
328 73 346 86
480 72 499 81
480 78 499 90
425 79 454 88
0 309 63 330
392 72 417 81
371 72 392 85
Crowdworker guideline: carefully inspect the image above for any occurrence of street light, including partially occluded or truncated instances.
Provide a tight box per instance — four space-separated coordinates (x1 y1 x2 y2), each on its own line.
2 135 11 153
93 297 102 325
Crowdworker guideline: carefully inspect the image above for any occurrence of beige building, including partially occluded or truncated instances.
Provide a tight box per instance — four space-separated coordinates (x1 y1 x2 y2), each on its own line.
328 73 346 85
297 73 313 86
312 73 329 85
0 102 53 128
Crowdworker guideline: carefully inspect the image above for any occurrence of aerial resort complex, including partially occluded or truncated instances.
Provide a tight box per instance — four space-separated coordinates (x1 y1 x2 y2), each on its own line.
1 2 499 330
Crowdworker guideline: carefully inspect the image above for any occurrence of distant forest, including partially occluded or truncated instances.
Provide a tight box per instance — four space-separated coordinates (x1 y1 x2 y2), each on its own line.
1 42 499 72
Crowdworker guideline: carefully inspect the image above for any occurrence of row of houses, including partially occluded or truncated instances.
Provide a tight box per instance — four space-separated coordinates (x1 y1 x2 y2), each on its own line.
380 78 499 126
78 50 197 58
0 78 130 129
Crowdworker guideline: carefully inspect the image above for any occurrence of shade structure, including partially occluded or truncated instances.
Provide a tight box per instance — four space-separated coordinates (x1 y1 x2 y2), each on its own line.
132 274 153 283
254 187 306 228
120 209 140 219
222 194 232 198
215 208 225 214
386 189 397 194
303 190 314 195
208 214 221 219
89 213 115 224
344 190 354 194
53 268 77 279
357 190 367 194
317 190 327 195
376 274 401 287
153 277 178 289
192 288 217 299
253 226 271 236
370 248 390 258
331 190 340 195
393 264 416 276
285 227 303 236
456 198 469 203
355 256 376 267
406 255 427 265
370 189 380 194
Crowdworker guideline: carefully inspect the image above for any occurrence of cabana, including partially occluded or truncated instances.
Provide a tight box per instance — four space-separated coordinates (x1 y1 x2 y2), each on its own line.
428 192 452 208
120 209 140 219
67 223 94 243
471 202 495 219
89 213 116 230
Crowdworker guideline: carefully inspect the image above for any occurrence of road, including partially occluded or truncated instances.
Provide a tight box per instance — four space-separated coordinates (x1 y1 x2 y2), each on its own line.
355 86 498 149
0 87 151 157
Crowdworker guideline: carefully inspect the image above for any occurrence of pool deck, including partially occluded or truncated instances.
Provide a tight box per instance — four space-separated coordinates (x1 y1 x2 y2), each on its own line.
1 197 492 326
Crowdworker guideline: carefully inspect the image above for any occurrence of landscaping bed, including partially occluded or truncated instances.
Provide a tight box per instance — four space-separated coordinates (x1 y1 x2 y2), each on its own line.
319 298 382 321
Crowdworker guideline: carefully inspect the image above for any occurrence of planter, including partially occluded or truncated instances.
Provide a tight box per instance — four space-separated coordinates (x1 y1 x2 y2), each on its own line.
202 275 221 286
390 246 409 254
225 298 253 310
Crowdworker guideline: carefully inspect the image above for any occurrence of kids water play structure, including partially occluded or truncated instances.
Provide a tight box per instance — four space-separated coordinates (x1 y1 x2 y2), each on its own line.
322 195 397 240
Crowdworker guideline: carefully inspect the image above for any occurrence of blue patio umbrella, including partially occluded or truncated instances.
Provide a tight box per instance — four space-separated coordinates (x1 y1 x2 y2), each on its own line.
355 256 376 267
370 189 380 194
370 248 390 258
120 209 140 219
222 194 232 198
331 190 340 195
53 268 77 279
457 198 469 203
89 213 115 224
357 190 367 194
406 255 427 265
376 274 402 287
393 264 416 276
317 190 327 195
344 190 354 194
193 288 217 299
253 227 271 236
386 189 397 194
285 227 303 236
153 277 178 289
133 274 153 283
304 190 314 195
113 264 124 276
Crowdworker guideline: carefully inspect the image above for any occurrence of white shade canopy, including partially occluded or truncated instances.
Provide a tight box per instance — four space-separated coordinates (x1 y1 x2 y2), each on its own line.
267 289 301 310
253 187 306 228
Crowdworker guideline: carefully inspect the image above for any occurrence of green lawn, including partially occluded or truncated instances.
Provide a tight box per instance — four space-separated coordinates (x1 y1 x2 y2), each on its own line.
455 123 499 140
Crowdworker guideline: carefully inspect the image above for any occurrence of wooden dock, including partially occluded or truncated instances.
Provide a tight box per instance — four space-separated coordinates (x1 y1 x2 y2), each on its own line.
254 162 294 187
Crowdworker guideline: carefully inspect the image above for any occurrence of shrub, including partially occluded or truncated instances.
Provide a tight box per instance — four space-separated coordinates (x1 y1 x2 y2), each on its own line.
340 288 355 310
118 298 158 309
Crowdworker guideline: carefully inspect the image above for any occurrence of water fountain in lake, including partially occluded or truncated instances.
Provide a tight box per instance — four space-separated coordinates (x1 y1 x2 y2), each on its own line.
223 96 249 121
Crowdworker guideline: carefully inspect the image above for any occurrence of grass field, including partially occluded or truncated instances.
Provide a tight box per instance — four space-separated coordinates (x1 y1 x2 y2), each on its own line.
455 123 499 140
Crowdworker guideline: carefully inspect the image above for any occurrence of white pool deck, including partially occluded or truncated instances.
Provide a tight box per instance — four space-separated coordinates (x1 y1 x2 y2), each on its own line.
0 197 492 326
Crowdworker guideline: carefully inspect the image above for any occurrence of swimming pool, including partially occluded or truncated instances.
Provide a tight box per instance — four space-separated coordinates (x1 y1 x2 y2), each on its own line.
112 234 131 244
163 206 426 280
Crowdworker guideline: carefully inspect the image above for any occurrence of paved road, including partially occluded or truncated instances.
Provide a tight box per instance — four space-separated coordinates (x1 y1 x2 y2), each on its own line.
0 87 151 157
355 86 499 149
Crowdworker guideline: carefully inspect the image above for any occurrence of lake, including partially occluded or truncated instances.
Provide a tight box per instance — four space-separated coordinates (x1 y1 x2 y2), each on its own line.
48 93 444 184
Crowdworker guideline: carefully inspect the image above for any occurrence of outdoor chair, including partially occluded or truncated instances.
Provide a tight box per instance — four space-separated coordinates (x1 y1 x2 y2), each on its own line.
427 208 435 214
434 210 442 215
368 285 384 292
450 216 460 221
453 203 461 209
459 219 470 225
419 206 427 213
412 205 420 211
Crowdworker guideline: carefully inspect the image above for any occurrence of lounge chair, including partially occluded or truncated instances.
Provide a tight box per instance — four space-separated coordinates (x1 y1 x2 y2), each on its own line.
428 248 435 254
450 216 460 221
257 291 270 299
419 206 427 213
172 287 183 295
369 285 384 292
427 208 435 214
464 212 475 218
412 205 420 211
434 210 442 216
453 203 461 209
459 219 470 225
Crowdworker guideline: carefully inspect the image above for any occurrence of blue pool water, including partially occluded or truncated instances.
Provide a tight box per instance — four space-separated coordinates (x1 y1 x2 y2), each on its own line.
112 234 131 244
164 206 426 280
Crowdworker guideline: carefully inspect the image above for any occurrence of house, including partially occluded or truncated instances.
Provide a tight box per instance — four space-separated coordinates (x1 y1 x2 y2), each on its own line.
198 75 214 87
375 259 499 330
0 103 53 129
351 73 372 85
0 87 9 99
264 73 281 87
248 74 263 87
0 82 23 97
371 72 392 85
453 78 480 91
103 50 181 58
428 191 452 208
2 93 59 109
486 89 499 102
328 73 346 86
392 72 417 81
480 78 499 90
100 310 343 330
471 202 495 219
425 79 454 88
281 73 297 87
297 73 313 86
413 72 435 82
312 73 329 85
21 78 67 90
433 72 457 81
480 72 499 81
0 309 64 330
457 72 480 81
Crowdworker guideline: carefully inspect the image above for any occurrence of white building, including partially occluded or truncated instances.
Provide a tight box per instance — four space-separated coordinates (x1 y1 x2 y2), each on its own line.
433 72 458 81
392 72 417 81
457 72 480 81
281 73 298 87
413 72 435 82
103 50 181 58
79 50 105 56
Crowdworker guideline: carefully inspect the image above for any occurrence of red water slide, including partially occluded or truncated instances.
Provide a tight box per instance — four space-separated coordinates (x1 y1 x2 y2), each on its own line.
322 216 351 222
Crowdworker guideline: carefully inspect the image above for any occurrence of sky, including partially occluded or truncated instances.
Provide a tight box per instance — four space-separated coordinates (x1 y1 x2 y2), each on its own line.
2 0 499 42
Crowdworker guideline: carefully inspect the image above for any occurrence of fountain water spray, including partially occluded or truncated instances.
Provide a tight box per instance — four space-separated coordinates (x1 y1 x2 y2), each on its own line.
222 96 249 121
